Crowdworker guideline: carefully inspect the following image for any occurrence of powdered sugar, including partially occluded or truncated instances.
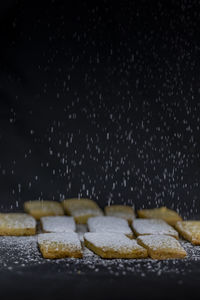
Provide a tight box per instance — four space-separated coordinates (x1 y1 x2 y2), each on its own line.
87 216 133 237
38 232 81 247
84 232 144 251
137 234 184 251
41 216 76 233
76 224 88 242
133 219 178 238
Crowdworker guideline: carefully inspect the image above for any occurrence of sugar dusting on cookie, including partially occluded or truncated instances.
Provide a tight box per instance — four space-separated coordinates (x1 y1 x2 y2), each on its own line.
41 216 76 232
133 219 178 238
87 216 133 237
38 232 81 247
137 234 185 251
84 232 142 251
0 213 36 229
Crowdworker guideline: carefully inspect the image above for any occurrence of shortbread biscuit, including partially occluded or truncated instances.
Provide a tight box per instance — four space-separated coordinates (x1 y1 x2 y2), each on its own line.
137 206 182 226
137 234 186 259
175 221 200 245
24 200 64 220
104 205 135 224
38 232 82 259
132 219 179 239
84 232 148 258
62 198 103 224
0 213 36 236
41 216 76 233
87 216 133 238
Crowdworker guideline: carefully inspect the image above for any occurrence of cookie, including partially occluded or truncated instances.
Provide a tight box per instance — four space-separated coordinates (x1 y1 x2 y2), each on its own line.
62 198 103 224
84 232 148 258
104 205 135 225
137 234 187 259
132 219 179 239
38 232 82 259
0 213 36 236
175 221 200 245
24 200 64 220
87 216 133 238
137 206 182 226
41 216 76 233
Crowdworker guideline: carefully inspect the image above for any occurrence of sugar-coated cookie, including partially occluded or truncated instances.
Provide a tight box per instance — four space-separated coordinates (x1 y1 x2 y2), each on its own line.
0 213 36 236
137 234 187 259
62 198 103 224
41 216 76 233
38 232 82 259
132 219 179 239
175 221 200 245
137 206 182 226
87 216 133 238
104 205 135 225
84 232 148 258
24 200 64 220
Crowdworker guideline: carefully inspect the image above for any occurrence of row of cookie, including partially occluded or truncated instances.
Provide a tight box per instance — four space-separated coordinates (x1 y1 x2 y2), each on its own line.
38 231 187 260
23 199 200 246
17 210 187 259
37 215 187 260
1 209 199 248
0 212 188 240
1 210 199 259
0 211 196 260
0 213 178 238
23 199 133 223
38 216 195 259
1 197 200 245
23 199 182 225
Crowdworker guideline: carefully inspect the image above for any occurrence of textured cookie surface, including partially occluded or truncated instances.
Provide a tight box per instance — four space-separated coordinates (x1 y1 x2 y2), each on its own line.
87 216 133 238
62 198 103 224
175 221 200 245
84 232 148 258
132 219 179 239
24 200 64 220
0 213 36 236
104 205 135 224
38 232 82 258
137 234 187 259
137 206 182 226
41 216 76 233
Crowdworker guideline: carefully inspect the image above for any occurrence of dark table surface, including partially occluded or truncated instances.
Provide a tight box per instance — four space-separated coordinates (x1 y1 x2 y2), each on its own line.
0 224 200 300
0 268 199 300
1 258 200 300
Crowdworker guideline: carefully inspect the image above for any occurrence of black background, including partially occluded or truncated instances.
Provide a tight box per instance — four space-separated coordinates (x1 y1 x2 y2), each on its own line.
1 0 200 215
1 1 200 299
